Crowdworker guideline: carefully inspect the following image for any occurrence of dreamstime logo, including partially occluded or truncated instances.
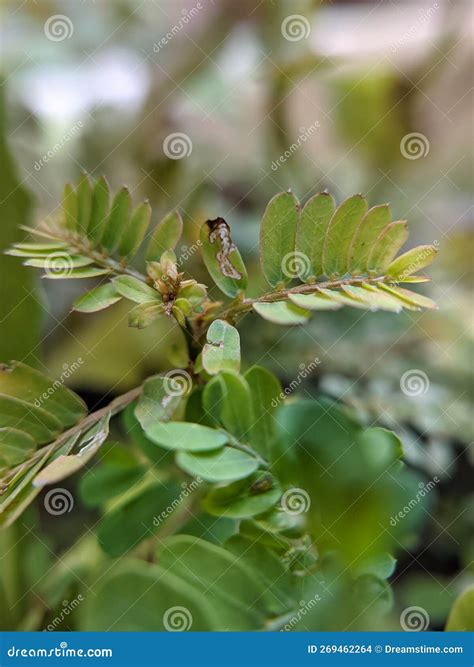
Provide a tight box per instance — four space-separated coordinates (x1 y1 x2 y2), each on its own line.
271 121 320 170
44 252 74 278
400 369 430 396
153 2 203 52
272 357 320 407
400 132 430 160
281 251 311 279
163 369 193 397
163 133 193 160
281 15 311 42
34 121 84 171
281 488 311 515
390 3 439 53
34 358 84 408
400 606 430 631
390 476 439 527
153 478 202 527
45 595 84 631
44 15 74 42
163 606 193 631
280 595 321 631
44 488 74 516
398 241 439 280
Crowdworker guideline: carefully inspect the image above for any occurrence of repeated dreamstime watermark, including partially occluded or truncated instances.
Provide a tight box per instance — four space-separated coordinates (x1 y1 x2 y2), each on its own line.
390 476 440 527
281 250 311 279
271 122 320 171
44 15 74 42
163 606 193 631
400 132 430 160
271 357 321 408
163 132 193 159
34 121 84 171
398 240 439 280
153 3 204 52
153 478 202 527
400 369 430 397
390 3 439 53
281 15 311 42
44 595 84 631
400 606 430 631
280 594 322 631
281 488 311 516
43 253 74 278
34 358 84 408
44 488 74 516
163 369 193 397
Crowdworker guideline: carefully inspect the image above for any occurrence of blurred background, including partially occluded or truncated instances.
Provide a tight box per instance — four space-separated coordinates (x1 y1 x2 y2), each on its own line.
0 0 472 630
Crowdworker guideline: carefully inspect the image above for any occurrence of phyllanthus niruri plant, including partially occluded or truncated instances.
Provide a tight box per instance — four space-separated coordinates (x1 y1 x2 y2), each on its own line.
1 173 451 632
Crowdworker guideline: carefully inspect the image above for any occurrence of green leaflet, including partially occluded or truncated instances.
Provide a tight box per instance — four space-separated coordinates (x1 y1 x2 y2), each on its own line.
24 255 93 269
260 191 300 287
176 447 259 482
43 267 110 280
100 187 131 253
200 217 247 297
143 421 228 452
134 374 184 431
62 183 77 231
288 292 342 310
73 283 122 313
76 173 92 235
0 361 87 429
367 221 408 273
253 301 310 325
202 319 240 375
379 284 437 310
296 192 335 280
341 285 402 312
203 372 252 442
244 366 282 455
87 176 110 242
145 210 183 261
118 201 152 258
0 395 62 445
322 194 368 277
0 428 35 467
348 204 391 275
386 244 438 279
79 460 145 508
112 276 160 304
203 473 281 519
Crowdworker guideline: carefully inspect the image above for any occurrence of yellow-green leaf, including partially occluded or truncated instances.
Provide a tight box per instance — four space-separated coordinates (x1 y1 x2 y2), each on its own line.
348 204 391 275
295 192 335 280
386 245 438 279
202 319 240 375
367 221 408 274
322 194 367 277
101 187 131 253
260 192 300 287
146 210 182 261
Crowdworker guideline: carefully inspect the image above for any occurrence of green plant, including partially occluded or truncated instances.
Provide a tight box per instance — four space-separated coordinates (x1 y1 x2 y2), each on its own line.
1 174 447 631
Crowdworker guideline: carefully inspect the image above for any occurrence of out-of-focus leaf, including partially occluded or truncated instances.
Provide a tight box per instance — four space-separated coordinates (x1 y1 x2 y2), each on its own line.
445 587 474 631
0 395 62 444
253 301 309 325
73 283 122 313
118 201 152 258
244 365 282 455
0 428 35 467
43 266 110 280
260 191 299 287
62 183 77 231
143 421 228 452
296 192 335 280
202 319 240 375
176 447 258 482
203 372 252 441
146 210 182 261
76 173 92 235
100 187 131 252
200 217 247 297
128 301 165 328
322 194 368 277
79 460 145 508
